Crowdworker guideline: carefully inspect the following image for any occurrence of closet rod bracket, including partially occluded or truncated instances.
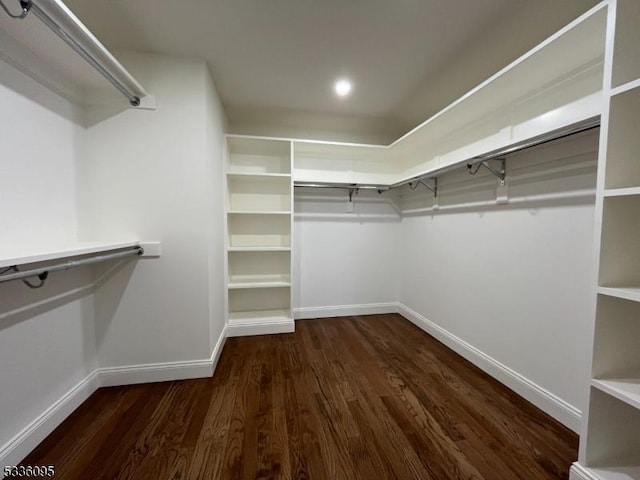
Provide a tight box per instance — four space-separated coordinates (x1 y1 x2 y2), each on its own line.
408 177 438 197
467 158 506 186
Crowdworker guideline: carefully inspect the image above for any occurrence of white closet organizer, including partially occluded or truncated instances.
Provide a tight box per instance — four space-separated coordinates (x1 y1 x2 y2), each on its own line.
572 1 640 480
224 3 608 338
224 137 295 337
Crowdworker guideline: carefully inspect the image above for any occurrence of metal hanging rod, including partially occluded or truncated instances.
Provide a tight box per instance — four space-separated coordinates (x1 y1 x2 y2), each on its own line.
0 246 144 287
2 0 146 106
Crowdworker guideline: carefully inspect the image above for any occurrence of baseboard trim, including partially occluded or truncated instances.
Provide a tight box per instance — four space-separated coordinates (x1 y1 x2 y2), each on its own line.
294 302 399 319
0 371 99 470
569 463 600 480
0 326 228 471
397 303 582 432
226 319 295 337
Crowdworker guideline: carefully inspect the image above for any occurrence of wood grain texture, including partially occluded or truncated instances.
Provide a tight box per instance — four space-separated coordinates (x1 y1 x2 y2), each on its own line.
21 314 578 479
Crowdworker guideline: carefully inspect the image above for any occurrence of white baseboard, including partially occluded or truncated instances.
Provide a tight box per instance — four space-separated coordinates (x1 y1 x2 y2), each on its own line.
0 326 228 472
0 371 99 471
397 303 582 433
569 463 600 480
98 358 214 387
294 302 399 319
226 319 295 337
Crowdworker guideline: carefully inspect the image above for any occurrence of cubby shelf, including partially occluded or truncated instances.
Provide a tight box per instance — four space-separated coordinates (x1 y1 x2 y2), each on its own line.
228 281 291 289
228 309 292 324
610 78 640 97
603 187 640 197
227 247 291 252
227 210 291 215
227 172 291 178
592 379 640 411
598 287 640 303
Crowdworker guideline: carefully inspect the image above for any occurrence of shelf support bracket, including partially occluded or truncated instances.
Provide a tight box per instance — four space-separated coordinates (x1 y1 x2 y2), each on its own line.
348 186 359 202
467 158 506 186
408 178 438 198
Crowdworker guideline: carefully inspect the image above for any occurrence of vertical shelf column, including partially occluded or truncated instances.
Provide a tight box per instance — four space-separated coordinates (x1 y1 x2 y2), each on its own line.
224 137 294 337
573 1 640 479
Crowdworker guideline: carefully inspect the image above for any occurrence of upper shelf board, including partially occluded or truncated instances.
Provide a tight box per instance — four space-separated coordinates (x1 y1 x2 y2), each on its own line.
0 240 160 268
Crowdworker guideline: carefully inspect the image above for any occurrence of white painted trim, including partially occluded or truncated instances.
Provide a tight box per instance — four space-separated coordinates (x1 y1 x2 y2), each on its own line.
210 325 228 374
570 463 600 480
99 325 228 387
0 371 99 470
97 358 214 387
226 319 295 337
294 302 399 319
397 303 582 432
0 326 228 470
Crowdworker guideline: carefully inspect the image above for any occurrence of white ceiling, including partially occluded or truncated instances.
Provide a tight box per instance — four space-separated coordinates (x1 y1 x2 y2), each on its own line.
63 0 599 143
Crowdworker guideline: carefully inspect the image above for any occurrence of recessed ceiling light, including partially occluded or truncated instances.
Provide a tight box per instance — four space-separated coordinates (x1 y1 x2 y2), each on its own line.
334 79 352 97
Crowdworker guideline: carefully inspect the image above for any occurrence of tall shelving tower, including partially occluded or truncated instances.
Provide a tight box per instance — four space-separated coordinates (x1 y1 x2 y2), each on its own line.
224 137 295 337
573 1 640 479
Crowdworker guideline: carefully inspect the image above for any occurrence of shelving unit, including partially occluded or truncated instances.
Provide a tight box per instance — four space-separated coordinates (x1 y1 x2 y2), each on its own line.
224 136 294 337
573 2 640 479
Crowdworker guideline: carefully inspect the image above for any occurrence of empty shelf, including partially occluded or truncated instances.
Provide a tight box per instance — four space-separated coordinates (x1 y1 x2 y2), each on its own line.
0 240 141 268
603 187 640 197
592 379 640 411
228 280 291 289
227 172 291 178
598 287 640 303
227 246 291 252
228 210 291 215
228 309 292 324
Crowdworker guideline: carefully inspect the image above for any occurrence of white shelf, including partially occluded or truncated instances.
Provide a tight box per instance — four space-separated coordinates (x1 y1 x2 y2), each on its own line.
604 187 640 197
598 287 640 303
592 379 640 411
228 210 291 215
0 240 141 269
228 281 291 289
228 309 292 324
227 172 291 178
611 78 640 97
228 246 290 252
588 466 640 480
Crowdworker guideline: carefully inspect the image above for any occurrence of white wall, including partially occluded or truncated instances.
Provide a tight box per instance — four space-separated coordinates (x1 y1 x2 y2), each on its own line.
0 51 227 468
398 130 598 426
0 60 97 467
293 189 400 317
77 52 227 370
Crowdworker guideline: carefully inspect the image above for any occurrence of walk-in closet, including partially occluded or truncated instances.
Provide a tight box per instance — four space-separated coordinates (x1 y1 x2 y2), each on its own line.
1 1 638 479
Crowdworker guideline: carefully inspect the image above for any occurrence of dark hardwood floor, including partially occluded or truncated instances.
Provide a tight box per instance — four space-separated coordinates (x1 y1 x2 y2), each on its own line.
22 314 578 479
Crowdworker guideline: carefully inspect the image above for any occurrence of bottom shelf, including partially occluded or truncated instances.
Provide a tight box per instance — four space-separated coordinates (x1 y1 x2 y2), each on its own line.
229 309 292 324
227 309 294 337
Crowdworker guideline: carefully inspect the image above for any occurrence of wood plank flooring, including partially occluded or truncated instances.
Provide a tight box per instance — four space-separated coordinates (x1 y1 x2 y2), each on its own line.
22 314 578 479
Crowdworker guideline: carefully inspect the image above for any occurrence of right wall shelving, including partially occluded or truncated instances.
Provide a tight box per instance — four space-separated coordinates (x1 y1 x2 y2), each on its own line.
574 1 640 479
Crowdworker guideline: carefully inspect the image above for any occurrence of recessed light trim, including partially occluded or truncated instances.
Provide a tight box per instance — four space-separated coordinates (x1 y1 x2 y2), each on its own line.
334 79 352 97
